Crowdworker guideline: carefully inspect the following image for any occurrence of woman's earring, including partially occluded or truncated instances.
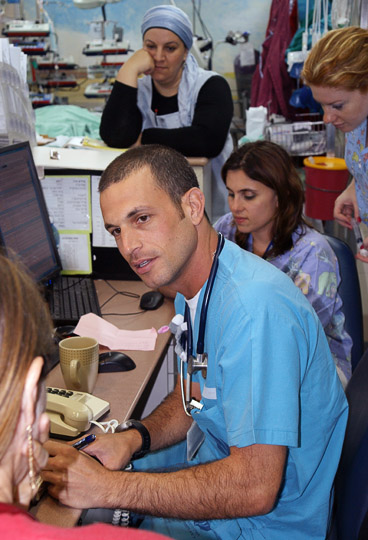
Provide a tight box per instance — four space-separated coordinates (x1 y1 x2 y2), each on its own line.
27 425 41 493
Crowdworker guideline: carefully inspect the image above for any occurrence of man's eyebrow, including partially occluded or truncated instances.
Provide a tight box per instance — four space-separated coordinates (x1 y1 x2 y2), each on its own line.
126 206 152 218
104 206 152 229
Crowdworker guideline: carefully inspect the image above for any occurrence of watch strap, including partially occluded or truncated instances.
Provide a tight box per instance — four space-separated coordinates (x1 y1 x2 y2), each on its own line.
116 419 151 460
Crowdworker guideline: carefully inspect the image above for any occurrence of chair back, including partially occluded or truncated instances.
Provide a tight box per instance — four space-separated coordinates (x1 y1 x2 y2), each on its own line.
324 234 364 372
329 348 368 539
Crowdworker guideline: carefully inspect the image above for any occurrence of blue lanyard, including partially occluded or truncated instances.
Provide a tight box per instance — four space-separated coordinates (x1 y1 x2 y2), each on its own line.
184 233 225 357
247 234 274 259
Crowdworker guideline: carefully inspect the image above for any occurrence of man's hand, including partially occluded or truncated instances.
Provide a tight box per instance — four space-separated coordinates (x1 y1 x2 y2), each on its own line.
45 429 140 471
333 180 359 228
80 431 142 469
42 440 113 509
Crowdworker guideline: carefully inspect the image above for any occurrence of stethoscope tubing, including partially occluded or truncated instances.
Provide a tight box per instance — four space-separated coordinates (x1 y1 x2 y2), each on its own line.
181 233 225 415
197 233 225 355
184 233 225 357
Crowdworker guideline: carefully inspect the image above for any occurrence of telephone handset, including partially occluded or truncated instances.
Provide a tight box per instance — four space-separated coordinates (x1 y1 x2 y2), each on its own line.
46 387 110 439
46 393 91 438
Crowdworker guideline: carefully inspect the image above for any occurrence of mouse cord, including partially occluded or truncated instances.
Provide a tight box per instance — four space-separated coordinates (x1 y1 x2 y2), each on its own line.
103 280 140 297
100 281 140 309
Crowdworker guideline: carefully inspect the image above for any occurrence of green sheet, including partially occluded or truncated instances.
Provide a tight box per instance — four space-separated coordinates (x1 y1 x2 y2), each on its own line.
35 104 102 139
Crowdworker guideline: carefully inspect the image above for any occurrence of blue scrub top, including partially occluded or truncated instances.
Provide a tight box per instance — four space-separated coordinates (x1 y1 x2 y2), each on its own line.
136 239 348 539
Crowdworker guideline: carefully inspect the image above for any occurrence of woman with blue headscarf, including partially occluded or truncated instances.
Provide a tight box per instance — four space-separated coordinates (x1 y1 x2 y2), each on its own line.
100 4 233 220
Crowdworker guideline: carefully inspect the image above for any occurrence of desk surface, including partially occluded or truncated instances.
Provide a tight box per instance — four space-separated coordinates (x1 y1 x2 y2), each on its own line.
33 279 174 526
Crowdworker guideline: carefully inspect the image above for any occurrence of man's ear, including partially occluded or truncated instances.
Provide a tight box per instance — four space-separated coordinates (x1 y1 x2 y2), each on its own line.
182 188 205 226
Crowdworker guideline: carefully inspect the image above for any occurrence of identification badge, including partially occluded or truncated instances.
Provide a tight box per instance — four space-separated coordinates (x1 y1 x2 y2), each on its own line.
187 421 205 461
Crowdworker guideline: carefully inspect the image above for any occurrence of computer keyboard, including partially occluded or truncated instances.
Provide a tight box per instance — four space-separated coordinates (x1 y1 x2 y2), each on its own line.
48 276 101 326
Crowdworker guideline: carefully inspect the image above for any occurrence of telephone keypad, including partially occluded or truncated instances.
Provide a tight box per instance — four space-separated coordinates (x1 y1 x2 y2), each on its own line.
47 386 73 397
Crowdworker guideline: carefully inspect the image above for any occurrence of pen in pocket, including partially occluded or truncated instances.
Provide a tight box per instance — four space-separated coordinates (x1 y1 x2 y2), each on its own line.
72 433 96 451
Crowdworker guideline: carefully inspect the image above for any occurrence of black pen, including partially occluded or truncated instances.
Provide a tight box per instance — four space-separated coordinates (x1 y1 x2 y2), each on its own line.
72 433 96 451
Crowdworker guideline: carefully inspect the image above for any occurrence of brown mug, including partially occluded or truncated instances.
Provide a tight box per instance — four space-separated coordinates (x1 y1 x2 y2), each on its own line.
59 336 99 393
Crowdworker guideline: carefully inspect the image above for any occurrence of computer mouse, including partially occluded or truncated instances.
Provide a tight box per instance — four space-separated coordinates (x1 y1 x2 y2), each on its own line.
139 291 164 311
98 351 136 373
54 325 77 342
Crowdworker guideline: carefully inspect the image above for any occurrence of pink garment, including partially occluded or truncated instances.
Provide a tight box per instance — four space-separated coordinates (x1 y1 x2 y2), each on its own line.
251 0 298 118
0 503 170 540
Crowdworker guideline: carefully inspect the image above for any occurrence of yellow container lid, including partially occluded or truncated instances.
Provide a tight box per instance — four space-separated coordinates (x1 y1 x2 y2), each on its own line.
303 156 348 170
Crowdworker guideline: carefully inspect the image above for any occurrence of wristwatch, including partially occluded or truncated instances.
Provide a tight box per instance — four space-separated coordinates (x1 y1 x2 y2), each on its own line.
116 419 151 460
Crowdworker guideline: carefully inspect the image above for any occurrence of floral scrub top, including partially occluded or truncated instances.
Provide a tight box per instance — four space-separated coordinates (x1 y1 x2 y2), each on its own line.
214 215 352 387
345 118 368 224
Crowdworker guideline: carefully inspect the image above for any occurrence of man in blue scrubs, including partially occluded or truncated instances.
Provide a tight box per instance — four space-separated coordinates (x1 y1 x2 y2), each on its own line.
44 145 348 539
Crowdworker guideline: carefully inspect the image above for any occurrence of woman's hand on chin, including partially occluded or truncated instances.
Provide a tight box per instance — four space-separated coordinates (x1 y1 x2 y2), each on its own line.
116 49 155 85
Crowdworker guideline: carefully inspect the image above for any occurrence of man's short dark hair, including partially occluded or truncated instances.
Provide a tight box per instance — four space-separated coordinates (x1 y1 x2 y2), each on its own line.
99 145 199 214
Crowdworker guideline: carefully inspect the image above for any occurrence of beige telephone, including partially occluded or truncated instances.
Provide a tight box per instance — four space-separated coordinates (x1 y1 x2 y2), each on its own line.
46 387 110 438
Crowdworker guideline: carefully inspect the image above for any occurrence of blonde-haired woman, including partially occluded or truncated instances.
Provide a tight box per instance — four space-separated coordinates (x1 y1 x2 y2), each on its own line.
0 254 169 540
302 26 368 262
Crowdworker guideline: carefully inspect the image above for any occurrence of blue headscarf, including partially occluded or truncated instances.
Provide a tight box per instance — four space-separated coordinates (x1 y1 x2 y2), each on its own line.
141 5 193 50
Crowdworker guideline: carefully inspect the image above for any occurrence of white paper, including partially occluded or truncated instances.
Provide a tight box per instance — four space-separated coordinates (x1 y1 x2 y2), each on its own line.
59 231 92 274
41 175 91 231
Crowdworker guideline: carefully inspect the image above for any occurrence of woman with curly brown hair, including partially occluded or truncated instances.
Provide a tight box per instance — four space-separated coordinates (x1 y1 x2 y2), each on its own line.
214 140 352 387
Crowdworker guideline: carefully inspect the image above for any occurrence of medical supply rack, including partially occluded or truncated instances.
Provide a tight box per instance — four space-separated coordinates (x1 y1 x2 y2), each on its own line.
265 116 326 156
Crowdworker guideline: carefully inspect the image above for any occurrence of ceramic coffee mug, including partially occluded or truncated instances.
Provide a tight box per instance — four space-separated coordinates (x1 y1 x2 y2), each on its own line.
59 336 99 393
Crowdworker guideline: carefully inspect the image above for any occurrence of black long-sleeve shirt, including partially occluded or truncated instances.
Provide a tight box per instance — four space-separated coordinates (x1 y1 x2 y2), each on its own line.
100 76 233 158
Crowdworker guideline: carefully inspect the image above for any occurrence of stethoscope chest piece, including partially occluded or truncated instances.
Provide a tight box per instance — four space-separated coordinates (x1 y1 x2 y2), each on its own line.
187 353 207 379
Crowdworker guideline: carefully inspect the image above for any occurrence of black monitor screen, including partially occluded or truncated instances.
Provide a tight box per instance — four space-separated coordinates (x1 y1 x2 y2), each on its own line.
0 141 61 282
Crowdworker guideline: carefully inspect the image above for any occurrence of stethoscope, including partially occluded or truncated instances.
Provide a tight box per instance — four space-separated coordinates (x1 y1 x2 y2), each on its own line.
180 233 225 416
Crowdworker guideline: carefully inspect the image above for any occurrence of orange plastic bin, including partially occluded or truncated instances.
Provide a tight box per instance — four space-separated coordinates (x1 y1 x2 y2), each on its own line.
304 156 349 220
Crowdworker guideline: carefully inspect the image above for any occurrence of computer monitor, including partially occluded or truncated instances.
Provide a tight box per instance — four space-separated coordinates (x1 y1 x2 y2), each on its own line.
42 167 140 281
0 141 62 283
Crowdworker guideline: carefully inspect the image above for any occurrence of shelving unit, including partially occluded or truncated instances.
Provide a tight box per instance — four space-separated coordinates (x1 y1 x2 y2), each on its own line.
0 39 36 146
2 14 79 108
